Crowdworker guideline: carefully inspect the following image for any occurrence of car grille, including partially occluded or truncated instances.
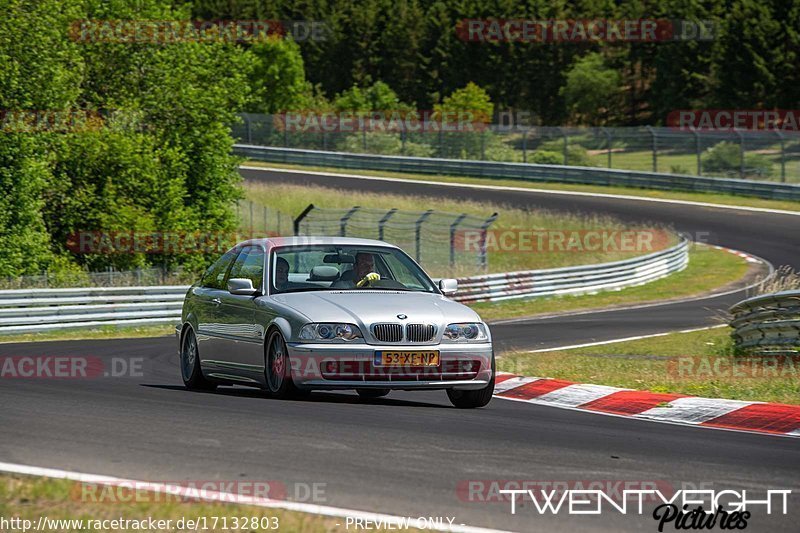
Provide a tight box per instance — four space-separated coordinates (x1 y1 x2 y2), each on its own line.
371 323 437 343
372 323 403 343
406 323 436 343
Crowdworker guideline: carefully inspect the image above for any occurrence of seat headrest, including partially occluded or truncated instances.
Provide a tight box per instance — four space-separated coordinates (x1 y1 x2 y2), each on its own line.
308 265 340 281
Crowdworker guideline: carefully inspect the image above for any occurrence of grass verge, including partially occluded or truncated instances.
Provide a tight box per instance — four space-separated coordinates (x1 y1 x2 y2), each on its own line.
473 244 750 322
0 473 411 533
0 324 174 345
243 161 800 213
498 327 800 405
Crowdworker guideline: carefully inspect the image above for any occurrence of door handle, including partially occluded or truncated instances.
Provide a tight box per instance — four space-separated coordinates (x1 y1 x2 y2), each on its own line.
211 298 221 306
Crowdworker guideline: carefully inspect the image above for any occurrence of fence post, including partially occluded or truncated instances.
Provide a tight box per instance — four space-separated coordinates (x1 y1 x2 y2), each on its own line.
776 130 786 182
735 129 745 179
561 129 568 165
414 210 434 263
646 126 657 172
340 206 360 236
293 204 315 235
449 213 468 270
693 129 701 175
249 200 254 230
601 127 612 168
263 205 268 233
401 129 406 155
277 210 282 235
480 131 486 160
478 213 499 272
323 131 328 151
245 114 252 144
378 208 397 241
521 131 527 163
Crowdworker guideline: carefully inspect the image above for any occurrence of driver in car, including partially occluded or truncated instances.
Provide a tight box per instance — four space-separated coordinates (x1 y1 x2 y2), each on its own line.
275 257 290 290
331 252 379 288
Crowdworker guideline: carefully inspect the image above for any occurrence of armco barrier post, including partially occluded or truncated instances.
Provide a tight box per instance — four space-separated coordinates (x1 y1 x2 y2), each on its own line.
735 130 745 179
693 130 701 175
293 204 315 235
378 208 397 241
340 206 360 237
646 126 657 172
449 213 468 269
776 130 786 182
415 210 434 263
601 127 612 168
478 213 499 271
521 131 527 163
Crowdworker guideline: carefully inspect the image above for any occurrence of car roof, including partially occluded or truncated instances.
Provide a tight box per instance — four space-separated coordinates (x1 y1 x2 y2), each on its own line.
236 236 400 250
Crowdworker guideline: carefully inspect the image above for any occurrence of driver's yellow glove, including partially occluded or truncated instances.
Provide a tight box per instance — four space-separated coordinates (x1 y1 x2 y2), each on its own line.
356 272 380 287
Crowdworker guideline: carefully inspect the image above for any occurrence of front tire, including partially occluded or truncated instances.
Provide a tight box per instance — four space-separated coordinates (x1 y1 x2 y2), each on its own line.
447 355 494 408
356 388 390 399
181 327 216 391
265 329 303 399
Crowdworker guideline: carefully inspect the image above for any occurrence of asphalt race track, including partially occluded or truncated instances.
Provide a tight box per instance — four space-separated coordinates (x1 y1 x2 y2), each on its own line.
2 168 799 532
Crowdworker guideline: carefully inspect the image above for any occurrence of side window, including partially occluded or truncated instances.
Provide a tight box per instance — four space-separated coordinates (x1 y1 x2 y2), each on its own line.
228 246 265 291
200 248 238 289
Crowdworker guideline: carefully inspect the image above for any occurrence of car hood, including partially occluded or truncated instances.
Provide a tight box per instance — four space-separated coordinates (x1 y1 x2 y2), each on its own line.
270 290 482 327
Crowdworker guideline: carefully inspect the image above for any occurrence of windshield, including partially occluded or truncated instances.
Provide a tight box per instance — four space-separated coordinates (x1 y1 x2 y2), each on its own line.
270 245 437 294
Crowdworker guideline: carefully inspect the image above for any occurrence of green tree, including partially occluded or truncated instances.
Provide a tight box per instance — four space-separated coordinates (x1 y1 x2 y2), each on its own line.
248 37 309 113
560 53 621 125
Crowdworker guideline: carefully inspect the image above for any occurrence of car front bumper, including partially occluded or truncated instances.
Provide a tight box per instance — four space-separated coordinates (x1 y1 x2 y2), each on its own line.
286 342 493 390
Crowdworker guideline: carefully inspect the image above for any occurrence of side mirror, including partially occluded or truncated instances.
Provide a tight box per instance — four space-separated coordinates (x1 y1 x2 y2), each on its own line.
227 278 258 296
439 278 458 296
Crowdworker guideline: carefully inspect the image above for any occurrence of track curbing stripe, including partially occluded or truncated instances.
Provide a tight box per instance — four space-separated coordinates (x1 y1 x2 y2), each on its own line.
493 374 799 438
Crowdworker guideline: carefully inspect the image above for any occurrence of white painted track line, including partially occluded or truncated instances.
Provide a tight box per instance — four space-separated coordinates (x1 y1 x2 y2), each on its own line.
0 462 512 533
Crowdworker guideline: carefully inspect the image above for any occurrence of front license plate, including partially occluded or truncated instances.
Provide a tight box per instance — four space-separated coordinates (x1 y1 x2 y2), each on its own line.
374 350 440 367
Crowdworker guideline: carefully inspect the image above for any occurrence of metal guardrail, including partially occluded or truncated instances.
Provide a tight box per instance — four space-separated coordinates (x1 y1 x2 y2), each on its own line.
234 144 800 201
0 239 688 334
729 291 800 352
0 286 188 335
453 238 688 304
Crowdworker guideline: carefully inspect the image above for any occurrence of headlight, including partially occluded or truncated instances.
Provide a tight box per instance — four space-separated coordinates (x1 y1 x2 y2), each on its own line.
298 323 363 341
442 322 488 342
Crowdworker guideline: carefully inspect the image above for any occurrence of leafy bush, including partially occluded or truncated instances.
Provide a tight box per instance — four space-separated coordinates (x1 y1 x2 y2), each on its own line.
702 142 773 178
529 151 563 165
538 140 594 166
338 133 434 157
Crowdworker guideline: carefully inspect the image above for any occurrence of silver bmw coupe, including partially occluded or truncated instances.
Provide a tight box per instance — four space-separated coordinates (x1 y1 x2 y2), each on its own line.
177 237 495 408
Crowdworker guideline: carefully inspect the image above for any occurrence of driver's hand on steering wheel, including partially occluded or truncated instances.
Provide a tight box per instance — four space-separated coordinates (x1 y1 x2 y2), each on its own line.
356 272 380 287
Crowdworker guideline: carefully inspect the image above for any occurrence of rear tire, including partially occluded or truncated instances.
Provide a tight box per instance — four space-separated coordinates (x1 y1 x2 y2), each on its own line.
447 355 494 409
181 327 216 391
265 329 302 399
356 388 390 399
